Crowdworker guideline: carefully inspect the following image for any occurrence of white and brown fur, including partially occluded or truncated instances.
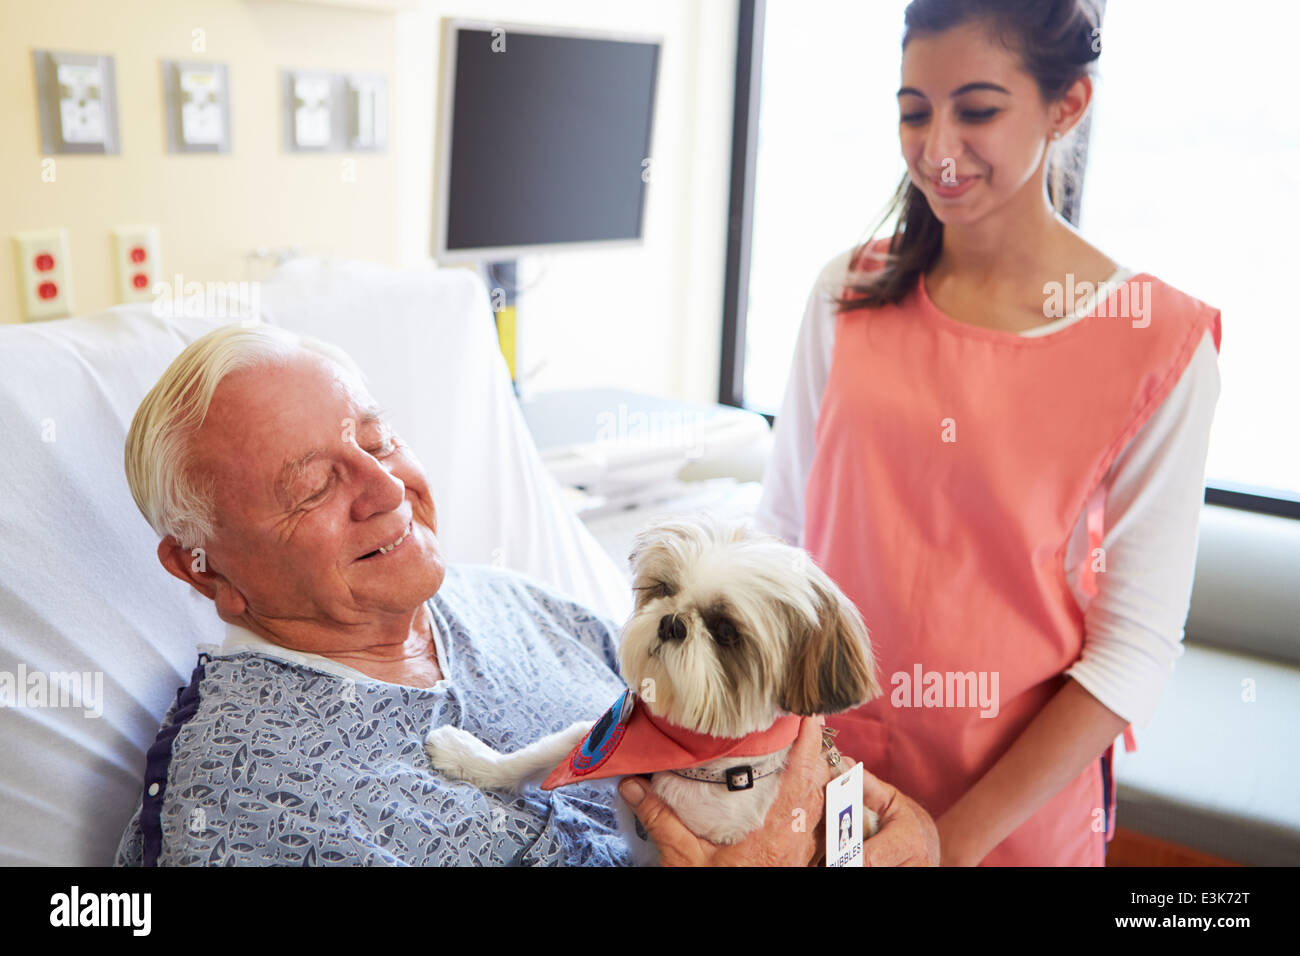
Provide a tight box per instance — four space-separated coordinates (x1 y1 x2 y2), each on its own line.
425 516 883 865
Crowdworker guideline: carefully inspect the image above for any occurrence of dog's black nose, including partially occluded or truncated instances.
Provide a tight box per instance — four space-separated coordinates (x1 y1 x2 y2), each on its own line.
658 614 686 642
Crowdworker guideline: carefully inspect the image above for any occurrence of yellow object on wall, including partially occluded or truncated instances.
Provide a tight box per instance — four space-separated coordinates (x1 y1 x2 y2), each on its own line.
494 304 517 382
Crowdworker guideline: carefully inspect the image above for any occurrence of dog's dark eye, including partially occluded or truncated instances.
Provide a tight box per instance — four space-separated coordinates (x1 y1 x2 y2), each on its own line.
706 616 740 648
637 580 675 601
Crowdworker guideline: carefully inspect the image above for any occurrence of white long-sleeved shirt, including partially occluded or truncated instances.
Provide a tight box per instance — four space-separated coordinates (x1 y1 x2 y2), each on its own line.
754 249 1221 730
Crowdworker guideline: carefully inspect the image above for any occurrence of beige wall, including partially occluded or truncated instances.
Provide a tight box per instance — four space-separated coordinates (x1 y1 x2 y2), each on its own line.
0 0 400 321
2 0 737 405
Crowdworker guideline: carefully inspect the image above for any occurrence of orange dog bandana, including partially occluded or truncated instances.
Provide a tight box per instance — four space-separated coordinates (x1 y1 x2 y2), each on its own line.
541 689 803 790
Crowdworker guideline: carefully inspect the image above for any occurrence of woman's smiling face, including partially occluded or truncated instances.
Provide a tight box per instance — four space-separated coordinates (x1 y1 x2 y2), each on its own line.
897 20 1066 227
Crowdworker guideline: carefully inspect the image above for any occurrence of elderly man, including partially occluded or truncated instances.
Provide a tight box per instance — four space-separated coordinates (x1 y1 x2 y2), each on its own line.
115 324 937 867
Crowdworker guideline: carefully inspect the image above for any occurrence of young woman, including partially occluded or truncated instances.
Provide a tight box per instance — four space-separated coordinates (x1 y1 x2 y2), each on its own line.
756 0 1222 865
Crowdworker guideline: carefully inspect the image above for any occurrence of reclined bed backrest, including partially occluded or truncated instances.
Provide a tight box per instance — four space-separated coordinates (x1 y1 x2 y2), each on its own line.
0 260 629 865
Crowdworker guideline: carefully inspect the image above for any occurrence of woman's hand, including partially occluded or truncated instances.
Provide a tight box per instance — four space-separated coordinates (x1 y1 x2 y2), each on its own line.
617 715 834 866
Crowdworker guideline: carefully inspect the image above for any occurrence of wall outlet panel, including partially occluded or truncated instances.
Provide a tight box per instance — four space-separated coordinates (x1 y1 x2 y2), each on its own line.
33 50 120 155
162 60 232 153
283 70 387 153
112 225 161 303
284 70 335 151
13 229 74 321
345 73 387 151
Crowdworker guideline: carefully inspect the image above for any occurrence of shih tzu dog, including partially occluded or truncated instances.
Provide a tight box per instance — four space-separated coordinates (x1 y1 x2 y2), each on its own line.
425 516 882 865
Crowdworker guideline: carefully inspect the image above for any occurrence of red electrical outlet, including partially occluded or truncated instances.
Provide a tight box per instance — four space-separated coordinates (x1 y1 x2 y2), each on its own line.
12 229 74 321
112 225 160 304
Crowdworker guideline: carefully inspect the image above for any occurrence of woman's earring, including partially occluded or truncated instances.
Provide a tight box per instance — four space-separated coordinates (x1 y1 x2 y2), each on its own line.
1052 131 1062 140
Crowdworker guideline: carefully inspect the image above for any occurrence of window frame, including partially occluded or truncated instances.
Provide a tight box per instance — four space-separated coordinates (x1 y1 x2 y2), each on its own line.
718 0 1297 520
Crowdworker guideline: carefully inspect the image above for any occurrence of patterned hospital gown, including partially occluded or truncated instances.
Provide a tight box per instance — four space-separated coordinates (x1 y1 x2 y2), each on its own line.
115 564 632 866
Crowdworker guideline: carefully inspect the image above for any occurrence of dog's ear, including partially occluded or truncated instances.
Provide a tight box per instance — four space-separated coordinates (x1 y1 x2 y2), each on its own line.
627 526 657 573
779 578 881 716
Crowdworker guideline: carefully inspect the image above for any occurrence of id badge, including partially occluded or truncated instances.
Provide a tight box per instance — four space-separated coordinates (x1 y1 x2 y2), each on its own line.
825 761 864 867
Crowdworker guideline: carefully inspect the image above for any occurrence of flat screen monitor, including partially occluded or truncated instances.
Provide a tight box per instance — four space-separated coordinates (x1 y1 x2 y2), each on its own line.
434 20 661 262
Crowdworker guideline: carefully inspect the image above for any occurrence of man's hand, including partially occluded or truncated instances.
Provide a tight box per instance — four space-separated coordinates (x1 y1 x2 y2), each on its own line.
617 715 833 866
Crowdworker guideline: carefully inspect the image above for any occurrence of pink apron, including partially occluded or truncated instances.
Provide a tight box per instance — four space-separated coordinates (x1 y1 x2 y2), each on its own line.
805 251 1221 865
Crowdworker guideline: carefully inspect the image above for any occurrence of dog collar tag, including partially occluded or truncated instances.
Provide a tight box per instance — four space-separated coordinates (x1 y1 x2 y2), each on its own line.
725 766 754 791
569 689 635 776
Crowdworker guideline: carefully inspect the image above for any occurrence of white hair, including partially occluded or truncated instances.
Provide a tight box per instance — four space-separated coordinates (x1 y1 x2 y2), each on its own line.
124 322 367 549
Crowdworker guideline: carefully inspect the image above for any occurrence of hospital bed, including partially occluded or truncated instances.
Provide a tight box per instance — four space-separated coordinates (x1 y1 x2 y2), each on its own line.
0 258 631 866
2 257 1297 867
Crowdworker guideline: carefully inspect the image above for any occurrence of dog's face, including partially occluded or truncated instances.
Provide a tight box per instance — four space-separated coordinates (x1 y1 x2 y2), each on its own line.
619 517 881 739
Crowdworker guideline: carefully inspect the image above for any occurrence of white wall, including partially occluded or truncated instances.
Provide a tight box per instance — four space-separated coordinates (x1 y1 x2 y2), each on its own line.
394 0 738 405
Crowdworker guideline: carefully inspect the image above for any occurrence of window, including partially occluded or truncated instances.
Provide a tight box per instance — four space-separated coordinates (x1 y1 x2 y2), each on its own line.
727 0 1299 510
739 0 913 415
1078 0 1299 501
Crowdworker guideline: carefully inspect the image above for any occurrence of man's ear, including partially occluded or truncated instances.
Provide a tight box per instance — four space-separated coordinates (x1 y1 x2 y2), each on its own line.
157 535 211 594
156 536 247 618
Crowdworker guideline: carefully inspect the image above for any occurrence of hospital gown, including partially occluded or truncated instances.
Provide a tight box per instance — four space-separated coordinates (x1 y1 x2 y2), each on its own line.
115 564 632 866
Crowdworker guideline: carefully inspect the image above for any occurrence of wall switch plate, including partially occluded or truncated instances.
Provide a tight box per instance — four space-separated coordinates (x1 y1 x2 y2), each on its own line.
162 60 231 153
285 71 334 150
345 74 387 150
111 225 160 303
33 51 120 154
13 229 74 321
282 70 389 152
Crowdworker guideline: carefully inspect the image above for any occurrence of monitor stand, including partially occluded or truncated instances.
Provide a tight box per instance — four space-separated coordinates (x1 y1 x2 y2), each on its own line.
483 259 518 396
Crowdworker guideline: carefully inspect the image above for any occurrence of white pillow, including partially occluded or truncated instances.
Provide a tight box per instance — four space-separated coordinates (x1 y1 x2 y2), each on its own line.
0 308 232 866
0 262 629 865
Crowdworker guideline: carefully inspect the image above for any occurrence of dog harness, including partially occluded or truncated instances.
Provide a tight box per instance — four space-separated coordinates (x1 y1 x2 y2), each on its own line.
805 245 1221 865
541 689 803 791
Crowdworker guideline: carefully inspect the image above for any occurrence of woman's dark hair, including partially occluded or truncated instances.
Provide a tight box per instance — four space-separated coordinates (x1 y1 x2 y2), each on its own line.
839 0 1103 311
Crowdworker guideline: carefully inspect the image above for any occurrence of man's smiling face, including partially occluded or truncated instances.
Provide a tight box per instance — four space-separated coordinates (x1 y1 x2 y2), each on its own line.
190 350 445 635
